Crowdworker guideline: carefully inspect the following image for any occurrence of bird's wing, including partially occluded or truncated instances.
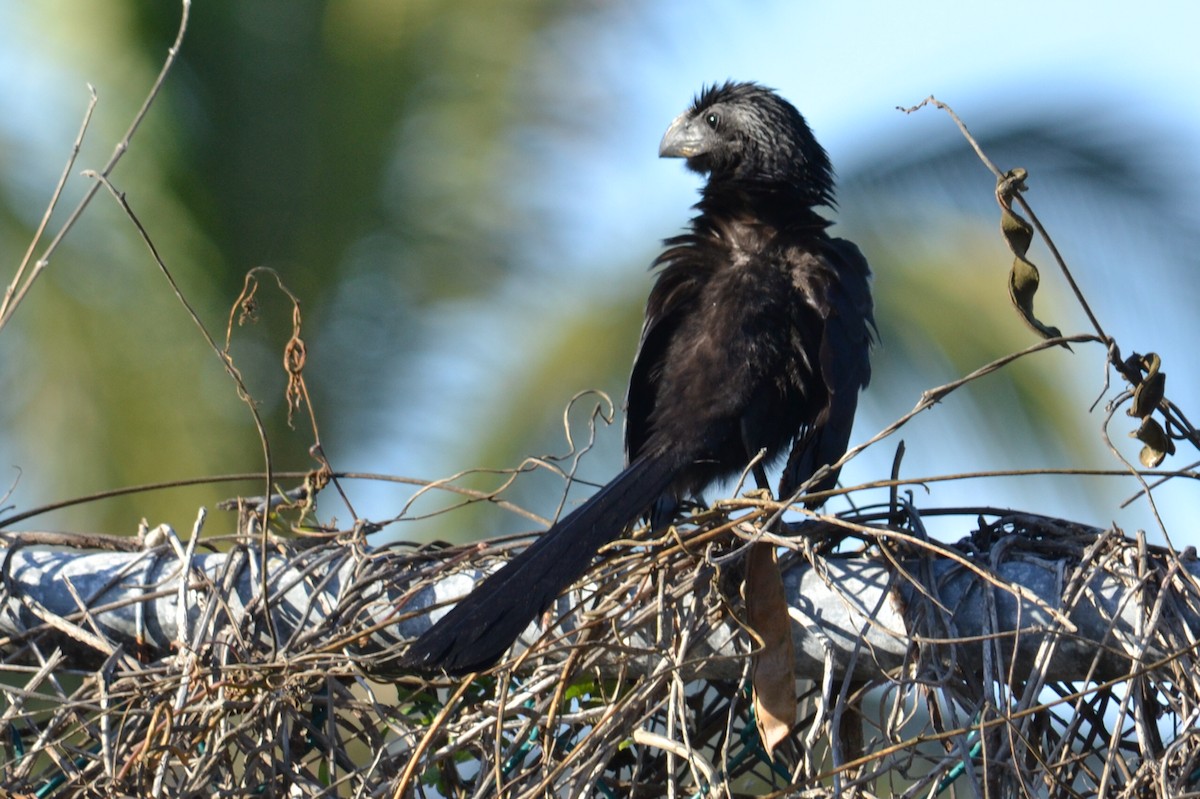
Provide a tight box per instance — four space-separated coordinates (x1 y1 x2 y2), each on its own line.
623 234 714 464
779 236 875 502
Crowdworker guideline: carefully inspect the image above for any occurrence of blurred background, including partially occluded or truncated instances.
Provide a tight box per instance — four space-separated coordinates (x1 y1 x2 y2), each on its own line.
0 1 1197 547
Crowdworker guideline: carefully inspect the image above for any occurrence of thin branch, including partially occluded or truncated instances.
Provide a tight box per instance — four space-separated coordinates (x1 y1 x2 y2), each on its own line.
0 86 97 330
1 1 191 331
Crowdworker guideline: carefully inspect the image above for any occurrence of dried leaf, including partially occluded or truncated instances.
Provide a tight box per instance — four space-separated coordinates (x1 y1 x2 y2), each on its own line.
1133 416 1175 468
996 169 1064 342
1000 209 1033 260
1129 354 1166 418
745 540 795 758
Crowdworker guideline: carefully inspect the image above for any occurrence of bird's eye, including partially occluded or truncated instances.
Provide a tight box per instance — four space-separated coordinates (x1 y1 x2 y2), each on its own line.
705 112 720 130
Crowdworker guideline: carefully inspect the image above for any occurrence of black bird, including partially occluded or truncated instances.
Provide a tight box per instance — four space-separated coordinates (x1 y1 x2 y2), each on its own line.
402 82 874 675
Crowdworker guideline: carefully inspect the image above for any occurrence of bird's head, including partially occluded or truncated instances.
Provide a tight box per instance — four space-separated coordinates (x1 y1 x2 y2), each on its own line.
659 81 834 206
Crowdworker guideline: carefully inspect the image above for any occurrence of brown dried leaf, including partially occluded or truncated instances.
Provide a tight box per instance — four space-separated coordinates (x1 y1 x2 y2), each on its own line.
1130 355 1166 418
1133 416 1175 468
997 169 1063 341
745 540 795 758
1000 207 1033 259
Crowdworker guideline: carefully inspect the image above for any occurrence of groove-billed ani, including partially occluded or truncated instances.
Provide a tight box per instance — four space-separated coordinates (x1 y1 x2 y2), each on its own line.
402 82 874 675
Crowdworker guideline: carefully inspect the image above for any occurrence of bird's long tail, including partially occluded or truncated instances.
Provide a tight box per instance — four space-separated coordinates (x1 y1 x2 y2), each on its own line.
401 451 682 675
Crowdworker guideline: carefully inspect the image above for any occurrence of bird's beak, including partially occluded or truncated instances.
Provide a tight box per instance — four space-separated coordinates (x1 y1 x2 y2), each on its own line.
659 113 705 158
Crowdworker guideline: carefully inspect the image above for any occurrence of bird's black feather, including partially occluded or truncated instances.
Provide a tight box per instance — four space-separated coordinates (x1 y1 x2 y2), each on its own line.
401 81 874 675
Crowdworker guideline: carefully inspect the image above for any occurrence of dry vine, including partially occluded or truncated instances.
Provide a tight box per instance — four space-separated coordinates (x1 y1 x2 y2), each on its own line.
0 495 1199 797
